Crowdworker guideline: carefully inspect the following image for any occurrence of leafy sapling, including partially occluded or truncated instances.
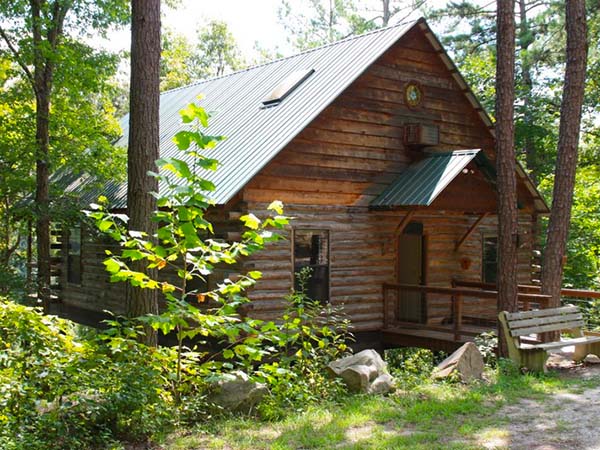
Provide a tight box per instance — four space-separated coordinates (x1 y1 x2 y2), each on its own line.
87 100 289 395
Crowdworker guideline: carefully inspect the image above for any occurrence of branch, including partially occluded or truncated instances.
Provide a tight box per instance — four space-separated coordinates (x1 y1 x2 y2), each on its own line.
0 25 37 95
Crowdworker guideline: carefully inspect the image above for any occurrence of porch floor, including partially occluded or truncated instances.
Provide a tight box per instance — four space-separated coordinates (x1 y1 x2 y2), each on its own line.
381 322 493 352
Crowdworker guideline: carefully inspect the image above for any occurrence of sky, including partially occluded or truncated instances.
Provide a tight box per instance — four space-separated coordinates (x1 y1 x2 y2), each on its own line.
104 0 459 61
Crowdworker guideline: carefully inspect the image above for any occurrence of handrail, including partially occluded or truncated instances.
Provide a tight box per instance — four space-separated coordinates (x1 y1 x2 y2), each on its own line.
453 279 600 300
382 282 552 342
383 283 551 303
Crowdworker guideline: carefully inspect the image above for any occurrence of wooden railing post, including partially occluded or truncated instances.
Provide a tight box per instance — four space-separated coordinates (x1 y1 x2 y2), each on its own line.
383 285 389 328
454 294 463 341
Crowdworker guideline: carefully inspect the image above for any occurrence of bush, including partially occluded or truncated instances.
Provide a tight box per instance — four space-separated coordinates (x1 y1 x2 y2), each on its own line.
0 299 174 449
384 347 444 389
254 269 352 419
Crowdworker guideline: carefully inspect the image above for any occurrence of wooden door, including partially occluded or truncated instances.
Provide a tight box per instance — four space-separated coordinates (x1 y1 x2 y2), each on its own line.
397 223 425 323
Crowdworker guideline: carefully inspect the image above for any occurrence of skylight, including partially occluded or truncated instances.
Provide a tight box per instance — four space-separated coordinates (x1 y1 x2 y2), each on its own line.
261 69 315 107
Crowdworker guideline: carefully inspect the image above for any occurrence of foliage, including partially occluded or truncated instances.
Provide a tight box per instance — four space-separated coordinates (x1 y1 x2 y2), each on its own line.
161 21 244 91
384 347 441 389
474 331 498 368
88 99 290 394
278 0 428 50
87 100 356 428
539 165 600 290
257 268 352 419
0 299 173 449
165 360 591 450
0 1 128 293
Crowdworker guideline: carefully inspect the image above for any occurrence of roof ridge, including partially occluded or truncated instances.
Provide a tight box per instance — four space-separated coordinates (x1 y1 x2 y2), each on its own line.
161 17 424 95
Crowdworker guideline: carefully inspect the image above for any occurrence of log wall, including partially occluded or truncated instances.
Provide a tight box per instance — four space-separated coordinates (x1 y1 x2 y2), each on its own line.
240 26 537 332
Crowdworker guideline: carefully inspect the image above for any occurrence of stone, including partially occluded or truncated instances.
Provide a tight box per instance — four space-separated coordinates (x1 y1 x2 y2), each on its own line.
432 342 484 383
584 354 600 364
328 349 394 394
208 370 267 413
368 373 395 394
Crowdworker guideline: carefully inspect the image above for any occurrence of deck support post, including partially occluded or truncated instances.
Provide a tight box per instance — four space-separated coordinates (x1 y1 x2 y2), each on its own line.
453 294 463 341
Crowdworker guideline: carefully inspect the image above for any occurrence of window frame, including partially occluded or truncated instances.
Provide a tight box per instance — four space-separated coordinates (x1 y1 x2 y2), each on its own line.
67 226 83 285
291 228 331 303
481 234 498 284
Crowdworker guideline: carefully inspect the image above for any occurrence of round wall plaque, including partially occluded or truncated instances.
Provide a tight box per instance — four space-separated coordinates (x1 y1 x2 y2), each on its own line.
404 81 423 107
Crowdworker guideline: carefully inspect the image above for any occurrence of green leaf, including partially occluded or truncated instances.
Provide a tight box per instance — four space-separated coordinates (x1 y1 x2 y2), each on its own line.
268 200 284 215
240 213 260 230
103 258 121 274
248 271 262 280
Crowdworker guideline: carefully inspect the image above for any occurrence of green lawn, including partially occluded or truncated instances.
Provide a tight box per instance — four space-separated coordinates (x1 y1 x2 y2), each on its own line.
163 368 600 450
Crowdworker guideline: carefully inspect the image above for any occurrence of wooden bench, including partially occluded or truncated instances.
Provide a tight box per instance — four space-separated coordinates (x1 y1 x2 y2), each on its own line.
498 306 600 372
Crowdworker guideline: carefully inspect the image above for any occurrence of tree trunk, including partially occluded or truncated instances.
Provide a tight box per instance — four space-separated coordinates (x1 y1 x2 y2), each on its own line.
382 0 391 27
31 0 52 311
495 0 518 358
541 0 588 306
127 0 161 346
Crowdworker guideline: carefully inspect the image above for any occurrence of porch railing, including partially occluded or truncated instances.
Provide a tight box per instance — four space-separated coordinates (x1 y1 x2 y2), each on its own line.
453 279 600 328
382 282 551 341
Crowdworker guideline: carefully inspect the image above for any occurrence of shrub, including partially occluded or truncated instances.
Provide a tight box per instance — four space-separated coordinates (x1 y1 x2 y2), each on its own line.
384 347 443 389
0 299 174 449
256 269 353 419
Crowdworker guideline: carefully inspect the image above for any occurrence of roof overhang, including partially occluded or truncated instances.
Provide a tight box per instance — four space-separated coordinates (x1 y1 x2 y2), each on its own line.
371 149 481 208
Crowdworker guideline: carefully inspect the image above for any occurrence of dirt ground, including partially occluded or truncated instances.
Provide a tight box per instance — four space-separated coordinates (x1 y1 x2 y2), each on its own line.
477 350 600 450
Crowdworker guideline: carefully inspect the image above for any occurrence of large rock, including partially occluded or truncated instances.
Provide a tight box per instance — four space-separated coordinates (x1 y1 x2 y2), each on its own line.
328 349 394 394
432 342 484 383
208 371 267 413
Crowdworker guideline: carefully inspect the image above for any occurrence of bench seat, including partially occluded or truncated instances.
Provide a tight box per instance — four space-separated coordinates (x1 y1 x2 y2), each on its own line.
499 306 600 372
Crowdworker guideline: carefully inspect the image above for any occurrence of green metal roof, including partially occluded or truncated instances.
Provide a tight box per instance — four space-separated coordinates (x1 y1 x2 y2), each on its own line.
371 150 481 208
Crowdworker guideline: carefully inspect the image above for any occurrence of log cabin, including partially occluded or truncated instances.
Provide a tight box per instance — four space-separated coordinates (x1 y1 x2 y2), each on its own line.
54 18 549 351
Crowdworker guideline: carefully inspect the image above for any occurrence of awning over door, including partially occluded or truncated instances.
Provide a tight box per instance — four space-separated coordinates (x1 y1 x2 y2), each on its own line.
371 149 481 208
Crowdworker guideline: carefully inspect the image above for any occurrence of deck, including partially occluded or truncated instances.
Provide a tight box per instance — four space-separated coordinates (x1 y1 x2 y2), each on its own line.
379 281 600 351
382 322 492 352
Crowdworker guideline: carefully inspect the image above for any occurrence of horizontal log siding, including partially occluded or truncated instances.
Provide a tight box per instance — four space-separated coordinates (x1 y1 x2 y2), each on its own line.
241 28 535 331
59 205 243 315
240 205 534 332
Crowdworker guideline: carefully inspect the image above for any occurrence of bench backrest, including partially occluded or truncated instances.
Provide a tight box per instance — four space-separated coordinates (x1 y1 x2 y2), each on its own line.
502 306 584 337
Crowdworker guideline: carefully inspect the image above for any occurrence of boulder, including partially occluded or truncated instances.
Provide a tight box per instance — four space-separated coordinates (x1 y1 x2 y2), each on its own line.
208 371 267 413
584 354 600 365
432 342 484 383
369 373 395 394
328 349 394 394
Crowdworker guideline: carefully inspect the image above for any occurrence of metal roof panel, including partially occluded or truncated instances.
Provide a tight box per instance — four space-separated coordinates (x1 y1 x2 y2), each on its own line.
85 20 419 208
371 150 481 207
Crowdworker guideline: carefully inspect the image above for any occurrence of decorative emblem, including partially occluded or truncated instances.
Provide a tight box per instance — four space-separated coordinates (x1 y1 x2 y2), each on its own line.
404 81 423 107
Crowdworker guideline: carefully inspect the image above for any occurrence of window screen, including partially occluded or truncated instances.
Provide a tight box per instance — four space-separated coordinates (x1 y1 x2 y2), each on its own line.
293 229 329 303
482 236 498 284
68 227 82 284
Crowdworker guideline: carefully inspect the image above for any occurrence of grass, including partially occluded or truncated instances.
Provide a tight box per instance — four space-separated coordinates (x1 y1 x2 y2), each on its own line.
162 366 600 450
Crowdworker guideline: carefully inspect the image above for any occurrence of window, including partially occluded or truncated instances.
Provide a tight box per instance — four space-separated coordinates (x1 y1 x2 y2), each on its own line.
293 229 330 303
261 69 315 107
482 236 498 284
67 227 82 284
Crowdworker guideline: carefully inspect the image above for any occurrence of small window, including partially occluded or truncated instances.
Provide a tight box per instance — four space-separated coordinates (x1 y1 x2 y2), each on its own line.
67 227 82 284
293 229 329 303
482 236 498 284
261 69 315 107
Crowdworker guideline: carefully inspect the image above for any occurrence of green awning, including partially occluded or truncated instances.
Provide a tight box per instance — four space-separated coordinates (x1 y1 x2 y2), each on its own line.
371 149 481 208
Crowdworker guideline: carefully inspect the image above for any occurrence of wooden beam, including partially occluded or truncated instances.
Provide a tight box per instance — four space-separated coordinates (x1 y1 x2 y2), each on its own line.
394 210 416 235
454 212 489 252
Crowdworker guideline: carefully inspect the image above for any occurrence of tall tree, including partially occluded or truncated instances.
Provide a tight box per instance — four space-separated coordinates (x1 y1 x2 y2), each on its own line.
127 0 161 345
0 1 128 309
278 0 427 50
495 0 518 358
160 21 243 91
540 0 588 305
